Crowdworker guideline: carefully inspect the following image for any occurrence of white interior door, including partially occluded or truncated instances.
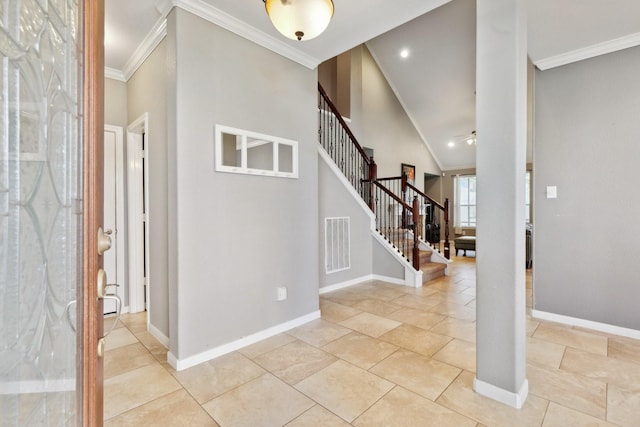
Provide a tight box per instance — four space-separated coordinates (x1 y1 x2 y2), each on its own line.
127 115 149 315
104 125 125 314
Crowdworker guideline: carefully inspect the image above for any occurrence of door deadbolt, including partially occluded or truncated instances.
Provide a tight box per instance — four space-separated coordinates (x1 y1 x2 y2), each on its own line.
97 227 112 255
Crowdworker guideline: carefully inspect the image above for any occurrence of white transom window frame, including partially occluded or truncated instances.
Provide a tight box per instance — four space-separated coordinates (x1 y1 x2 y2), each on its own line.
215 124 299 179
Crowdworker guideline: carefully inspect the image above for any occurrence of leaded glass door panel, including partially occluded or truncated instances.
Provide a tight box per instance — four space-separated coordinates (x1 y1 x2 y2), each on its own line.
1 0 105 424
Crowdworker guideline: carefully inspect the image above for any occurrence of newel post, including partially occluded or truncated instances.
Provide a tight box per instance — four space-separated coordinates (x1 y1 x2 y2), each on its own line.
368 157 377 212
412 196 420 270
444 198 451 259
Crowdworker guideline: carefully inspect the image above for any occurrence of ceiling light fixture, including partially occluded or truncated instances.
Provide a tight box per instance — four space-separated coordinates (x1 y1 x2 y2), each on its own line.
400 48 409 58
263 0 334 41
448 141 455 148
468 130 477 145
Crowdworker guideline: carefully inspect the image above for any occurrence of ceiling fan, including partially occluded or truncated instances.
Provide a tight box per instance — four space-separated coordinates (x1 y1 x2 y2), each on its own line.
453 130 476 145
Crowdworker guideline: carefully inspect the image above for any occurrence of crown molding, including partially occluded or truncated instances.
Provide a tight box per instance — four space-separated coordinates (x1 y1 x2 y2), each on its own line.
106 0 324 81
535 32 640 71
105 67 126 82
173 0 321 69
121 17 168 81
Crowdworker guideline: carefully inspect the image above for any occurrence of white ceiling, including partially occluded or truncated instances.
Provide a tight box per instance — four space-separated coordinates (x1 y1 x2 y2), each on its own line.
105 0 640 170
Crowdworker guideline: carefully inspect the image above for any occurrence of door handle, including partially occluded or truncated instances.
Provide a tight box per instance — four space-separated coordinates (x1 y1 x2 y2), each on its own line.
97 226 112 255
97 268 123 340
103 293 122 338
64 299 77 333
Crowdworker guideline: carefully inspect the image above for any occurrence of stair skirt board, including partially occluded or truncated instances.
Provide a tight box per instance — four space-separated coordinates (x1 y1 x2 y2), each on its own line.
372 232 447 287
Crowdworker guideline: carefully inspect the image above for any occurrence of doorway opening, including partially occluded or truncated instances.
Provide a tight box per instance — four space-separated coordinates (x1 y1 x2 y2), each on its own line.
103 125 126 315
423 172 442 203
127 114 150 320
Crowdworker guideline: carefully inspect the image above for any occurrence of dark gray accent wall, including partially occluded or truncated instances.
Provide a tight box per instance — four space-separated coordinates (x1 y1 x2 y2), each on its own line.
171 9 319 359
534 46 640 330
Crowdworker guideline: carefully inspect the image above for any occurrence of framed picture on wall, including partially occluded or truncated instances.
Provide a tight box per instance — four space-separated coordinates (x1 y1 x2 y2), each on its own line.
401 163 415 186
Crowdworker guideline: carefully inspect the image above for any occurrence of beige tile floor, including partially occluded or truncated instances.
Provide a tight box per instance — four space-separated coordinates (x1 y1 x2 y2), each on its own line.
104 255 640 426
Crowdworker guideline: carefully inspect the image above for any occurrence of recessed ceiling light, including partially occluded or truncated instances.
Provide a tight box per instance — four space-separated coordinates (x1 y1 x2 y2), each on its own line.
448 141 455 148
400 49 409 59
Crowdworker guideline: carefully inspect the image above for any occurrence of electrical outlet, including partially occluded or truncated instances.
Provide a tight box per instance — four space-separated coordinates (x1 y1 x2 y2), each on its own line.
277 286 287 301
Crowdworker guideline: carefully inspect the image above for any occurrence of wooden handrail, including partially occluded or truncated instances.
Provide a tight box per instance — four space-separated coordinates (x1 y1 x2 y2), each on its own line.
373 176 403 182
318 83 371 165
367 177 446 211
406 181 445 211
318 82 450 265
372 181 412 210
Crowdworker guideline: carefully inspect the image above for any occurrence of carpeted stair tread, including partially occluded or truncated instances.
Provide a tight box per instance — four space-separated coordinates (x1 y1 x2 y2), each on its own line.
421 261 447 283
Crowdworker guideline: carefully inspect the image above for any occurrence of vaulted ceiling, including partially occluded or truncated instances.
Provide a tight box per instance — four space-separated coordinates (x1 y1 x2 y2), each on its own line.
105 0 640 170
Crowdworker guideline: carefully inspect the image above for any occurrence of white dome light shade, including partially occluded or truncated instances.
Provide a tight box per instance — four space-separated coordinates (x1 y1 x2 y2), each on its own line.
264 0 334 41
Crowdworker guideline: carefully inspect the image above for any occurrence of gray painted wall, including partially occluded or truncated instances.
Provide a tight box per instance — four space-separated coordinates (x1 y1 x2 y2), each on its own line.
170 9 319 359
127 39 170 338
318 156 373 288
534 46 640 330
372 237 405 280
353 45 442 182
105 78 128 129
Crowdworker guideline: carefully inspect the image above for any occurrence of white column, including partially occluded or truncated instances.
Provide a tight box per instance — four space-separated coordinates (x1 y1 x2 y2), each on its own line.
474 0 528 408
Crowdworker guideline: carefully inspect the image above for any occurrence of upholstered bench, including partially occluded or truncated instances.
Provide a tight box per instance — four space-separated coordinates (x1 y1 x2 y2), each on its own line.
454 236 476 256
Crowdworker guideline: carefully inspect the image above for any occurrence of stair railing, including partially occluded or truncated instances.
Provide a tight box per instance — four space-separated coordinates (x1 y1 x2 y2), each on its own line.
318 83 375 203
366 180 421 270
373 175 451 260
318 83 451 272
405 179 450 260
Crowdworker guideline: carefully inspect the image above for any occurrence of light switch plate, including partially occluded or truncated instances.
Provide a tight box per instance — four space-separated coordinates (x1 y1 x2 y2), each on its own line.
546 186 557 199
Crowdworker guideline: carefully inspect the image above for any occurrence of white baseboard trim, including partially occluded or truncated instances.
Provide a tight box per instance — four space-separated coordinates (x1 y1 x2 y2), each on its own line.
473 377 529 409
167 310 321 371
531 310 640 340
371 274 406 286
319 273 415 295
149 323 170 348
319 275 374 294
0 378 75 395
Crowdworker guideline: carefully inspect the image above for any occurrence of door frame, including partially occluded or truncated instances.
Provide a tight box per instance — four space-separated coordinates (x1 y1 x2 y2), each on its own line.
126 113 151 317
104 124 127 313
